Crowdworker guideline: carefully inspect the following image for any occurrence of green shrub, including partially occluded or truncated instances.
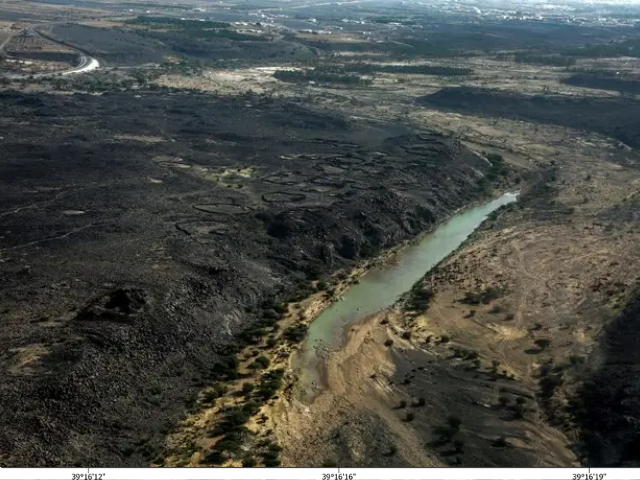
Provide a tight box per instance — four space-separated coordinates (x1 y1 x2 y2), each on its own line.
407 283 434 311
462 287 502 305
274 68 372 86
255 355 270 368
211 355 239 380
535 339 551 350
242 382 254 395
283 324 308 343
256 369 284 400
273 303 288 315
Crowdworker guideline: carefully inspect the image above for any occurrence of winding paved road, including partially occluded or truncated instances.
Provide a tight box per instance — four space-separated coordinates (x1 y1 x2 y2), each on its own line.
0 23 100 78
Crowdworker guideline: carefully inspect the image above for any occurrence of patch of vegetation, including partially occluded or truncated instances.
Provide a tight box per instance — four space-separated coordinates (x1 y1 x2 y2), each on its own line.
413 397 427 407
256 369 284 400
201 383 227 405
273 303 288 315
260 442 282 467
452 348 479 361
127 16 266 42
407 282 435 311
241 382 255 395
461 286 502 305
283 324 308 343
404 412 416 422
383 445 398 456
432 416 463 446
479 153 508 193
208 402 258 438
211 355 239 381
343 62 472 76
535 339 551 350
538 361 564 399
255 355 270 369
274 68 372 87
512 52 576 67
125 16 231 29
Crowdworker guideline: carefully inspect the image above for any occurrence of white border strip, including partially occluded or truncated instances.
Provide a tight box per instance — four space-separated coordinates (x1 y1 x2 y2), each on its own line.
0 467 626 479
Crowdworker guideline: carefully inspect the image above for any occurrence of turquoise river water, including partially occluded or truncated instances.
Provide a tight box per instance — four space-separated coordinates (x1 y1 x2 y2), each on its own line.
294 192 518 400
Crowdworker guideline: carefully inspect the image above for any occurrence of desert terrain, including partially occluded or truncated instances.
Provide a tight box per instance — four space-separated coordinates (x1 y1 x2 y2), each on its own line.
1 0 640 469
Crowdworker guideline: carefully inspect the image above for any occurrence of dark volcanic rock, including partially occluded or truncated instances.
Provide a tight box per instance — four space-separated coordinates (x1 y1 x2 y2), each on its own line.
419 87 640 148
0 91 489 467
571 288 640 467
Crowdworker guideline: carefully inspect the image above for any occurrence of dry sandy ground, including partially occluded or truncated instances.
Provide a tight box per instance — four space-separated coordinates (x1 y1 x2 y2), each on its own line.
268 313 443 467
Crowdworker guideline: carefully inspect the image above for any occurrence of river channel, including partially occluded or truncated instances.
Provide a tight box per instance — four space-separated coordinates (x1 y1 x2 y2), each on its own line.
294 192 518 401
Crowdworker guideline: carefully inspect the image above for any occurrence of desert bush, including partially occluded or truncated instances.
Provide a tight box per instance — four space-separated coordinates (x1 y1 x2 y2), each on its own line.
283 324 308 343
242 382 254 395
535 339 551 350
407 283 434 311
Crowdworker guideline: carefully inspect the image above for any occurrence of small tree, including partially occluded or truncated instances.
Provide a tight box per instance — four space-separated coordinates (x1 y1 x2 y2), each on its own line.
242 382 254 395
535 339 551 350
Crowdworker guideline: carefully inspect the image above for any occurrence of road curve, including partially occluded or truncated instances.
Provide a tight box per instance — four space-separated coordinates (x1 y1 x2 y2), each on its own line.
0 24 100 79
61 55 100 75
